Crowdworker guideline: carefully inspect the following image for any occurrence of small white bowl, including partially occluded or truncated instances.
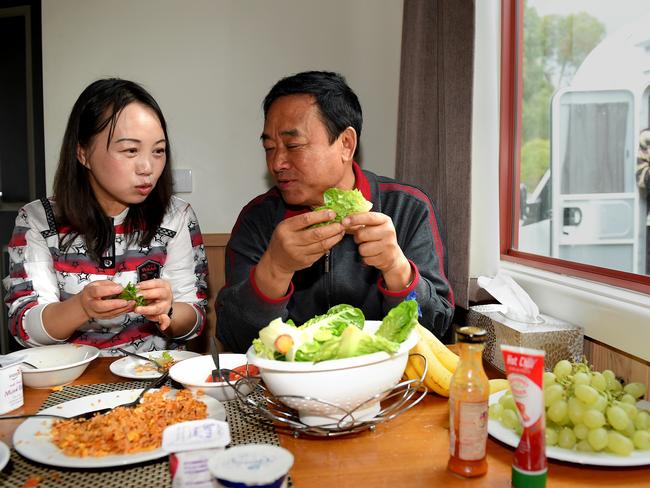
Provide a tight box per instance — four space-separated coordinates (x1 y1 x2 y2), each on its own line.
169 353 254 401
247 321 418 426
8 344 99 389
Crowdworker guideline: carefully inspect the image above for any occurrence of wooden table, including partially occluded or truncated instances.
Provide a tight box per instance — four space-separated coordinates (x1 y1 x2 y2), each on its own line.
2 358 649 487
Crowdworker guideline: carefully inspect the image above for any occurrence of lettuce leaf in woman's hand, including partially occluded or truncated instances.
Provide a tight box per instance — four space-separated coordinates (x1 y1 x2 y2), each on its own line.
119 282 147 306
311 188 372 227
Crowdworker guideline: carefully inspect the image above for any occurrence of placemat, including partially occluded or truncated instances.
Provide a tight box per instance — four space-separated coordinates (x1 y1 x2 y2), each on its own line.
0 381 289 488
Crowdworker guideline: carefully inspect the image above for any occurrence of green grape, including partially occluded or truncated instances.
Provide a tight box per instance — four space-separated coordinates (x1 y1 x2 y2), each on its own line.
553 360 572 380
544 384 564 408
632 430 650 450
501 409 521 431
489 403 504 421
620 394 637 405
568 397 586 425
573 423 589 440
583 409 606 429
591 393 608 413
543 371 557 387
499 392 516 411
608 377 623 393
573 372 590 386
574 384 599 405
617 401 638 420
546 427 559 446
607 431 634 456
607 405 630 431
587 427 609 451
576 440 594 452
602 369 616 382
514 422 523 436
624 382 647 400
634 411 650 430
622 419 636 438
547 399 569 424
590 372 607 392
558 427 576 449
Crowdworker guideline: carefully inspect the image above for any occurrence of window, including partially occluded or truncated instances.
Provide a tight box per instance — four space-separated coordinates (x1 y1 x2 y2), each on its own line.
500 0 650 294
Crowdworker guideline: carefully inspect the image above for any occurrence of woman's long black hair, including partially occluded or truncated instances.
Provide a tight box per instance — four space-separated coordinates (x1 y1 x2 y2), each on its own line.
53 78 173 262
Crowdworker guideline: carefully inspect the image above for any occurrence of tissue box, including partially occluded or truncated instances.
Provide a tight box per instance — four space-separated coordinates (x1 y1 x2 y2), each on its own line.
468 304 583 372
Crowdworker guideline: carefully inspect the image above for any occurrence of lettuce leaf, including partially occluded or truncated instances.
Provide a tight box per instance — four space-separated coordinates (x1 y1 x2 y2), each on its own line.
312 188 372 227
376 299 419 343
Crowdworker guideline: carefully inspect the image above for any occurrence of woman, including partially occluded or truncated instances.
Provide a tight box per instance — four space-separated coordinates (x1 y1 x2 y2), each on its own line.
4 78 208 355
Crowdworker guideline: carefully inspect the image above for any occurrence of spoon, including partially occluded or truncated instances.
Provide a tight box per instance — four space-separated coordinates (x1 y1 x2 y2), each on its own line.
116 348 166 373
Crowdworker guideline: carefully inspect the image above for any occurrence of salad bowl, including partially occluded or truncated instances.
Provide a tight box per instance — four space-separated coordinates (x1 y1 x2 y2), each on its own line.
247 321 418 427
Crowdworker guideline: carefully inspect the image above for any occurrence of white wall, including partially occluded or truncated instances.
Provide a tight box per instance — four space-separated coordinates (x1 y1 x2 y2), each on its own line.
41 0 403 233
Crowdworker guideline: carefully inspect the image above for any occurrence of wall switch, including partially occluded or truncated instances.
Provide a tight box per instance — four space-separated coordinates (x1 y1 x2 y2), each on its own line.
172 169 193 193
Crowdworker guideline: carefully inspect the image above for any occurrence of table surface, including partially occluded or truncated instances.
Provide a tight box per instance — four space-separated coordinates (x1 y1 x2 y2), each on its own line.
2 357 649 487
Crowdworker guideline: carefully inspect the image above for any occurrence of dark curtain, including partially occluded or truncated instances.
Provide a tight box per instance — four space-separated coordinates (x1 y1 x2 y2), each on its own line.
396 0 475 310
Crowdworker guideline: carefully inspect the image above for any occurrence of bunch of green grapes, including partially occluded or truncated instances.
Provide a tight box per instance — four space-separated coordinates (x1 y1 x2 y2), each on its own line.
488 359 650 456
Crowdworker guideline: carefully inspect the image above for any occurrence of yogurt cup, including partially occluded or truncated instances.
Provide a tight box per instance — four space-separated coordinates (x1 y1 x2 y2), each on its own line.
208 444 293 488
0 363 23 414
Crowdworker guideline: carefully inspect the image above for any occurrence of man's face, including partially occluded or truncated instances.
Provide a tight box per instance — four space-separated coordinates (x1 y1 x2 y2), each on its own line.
261 94 355 207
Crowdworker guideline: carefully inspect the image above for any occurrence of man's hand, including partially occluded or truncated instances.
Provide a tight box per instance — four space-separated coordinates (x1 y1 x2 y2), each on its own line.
78 280 134 320
134 279 174 331
255 209 345 298
342 212 413 290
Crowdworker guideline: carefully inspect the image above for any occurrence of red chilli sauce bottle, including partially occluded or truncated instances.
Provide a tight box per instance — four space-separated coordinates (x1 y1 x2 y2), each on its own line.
447 326 489 477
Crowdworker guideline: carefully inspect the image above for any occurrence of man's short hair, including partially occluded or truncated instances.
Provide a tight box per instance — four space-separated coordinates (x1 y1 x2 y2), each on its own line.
263 71 363 148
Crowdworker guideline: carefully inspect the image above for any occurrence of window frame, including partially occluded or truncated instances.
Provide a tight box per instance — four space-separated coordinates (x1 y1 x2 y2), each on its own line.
499 0 650 295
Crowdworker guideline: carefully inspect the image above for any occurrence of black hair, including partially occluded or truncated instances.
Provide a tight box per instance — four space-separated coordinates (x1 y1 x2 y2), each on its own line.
52 78 173 262
262 71 363 154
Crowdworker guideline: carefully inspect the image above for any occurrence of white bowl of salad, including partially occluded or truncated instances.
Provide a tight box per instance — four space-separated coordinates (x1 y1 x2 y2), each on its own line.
247 301 419 427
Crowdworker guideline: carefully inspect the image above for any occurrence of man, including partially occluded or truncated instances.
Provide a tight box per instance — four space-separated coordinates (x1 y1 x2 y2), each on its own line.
216 71 454 352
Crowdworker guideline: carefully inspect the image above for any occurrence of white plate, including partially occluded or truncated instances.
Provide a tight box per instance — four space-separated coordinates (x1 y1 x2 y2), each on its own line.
110 350 200 379
13 388 225 469
0 440 9 471
488 390 650 467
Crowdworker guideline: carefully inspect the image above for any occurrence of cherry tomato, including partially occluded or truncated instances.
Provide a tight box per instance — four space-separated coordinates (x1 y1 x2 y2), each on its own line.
204 364 260 382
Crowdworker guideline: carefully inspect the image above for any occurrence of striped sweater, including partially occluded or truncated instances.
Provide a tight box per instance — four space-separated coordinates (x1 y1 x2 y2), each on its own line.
3 196 208 356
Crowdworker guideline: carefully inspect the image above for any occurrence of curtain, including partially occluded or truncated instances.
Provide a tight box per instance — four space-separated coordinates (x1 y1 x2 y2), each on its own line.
396 0 475 310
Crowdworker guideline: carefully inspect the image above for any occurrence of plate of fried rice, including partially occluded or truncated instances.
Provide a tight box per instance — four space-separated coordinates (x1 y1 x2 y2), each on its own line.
12 387 226 468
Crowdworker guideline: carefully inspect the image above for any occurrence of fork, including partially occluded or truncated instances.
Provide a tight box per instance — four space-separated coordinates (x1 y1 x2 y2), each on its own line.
0 371 170 421
117 347 166 373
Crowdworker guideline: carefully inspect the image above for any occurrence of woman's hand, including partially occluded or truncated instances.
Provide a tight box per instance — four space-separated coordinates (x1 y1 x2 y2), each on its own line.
78 280 134 320
133 279 174 331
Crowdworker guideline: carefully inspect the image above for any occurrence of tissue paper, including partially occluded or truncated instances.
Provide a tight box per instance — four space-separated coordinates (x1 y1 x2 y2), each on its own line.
471 273 583 372
477 272 543 324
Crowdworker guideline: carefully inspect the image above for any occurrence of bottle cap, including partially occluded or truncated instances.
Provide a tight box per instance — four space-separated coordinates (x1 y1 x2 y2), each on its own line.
456 326 487 344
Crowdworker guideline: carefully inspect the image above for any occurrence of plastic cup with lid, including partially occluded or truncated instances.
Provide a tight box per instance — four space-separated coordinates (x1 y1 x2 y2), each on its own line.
208 444 294 488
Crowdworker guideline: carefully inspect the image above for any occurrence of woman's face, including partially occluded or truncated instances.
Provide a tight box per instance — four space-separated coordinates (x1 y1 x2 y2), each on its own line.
78 102 167 216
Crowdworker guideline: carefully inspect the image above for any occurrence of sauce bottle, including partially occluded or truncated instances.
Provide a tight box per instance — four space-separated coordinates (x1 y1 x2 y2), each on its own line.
447 326 489 477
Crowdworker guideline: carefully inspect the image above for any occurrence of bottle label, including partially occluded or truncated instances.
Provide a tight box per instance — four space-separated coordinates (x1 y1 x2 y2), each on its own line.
450 400 488 461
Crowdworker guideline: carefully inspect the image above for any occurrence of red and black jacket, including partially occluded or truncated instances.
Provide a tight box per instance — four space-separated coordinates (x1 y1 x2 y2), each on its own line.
216 163 454 353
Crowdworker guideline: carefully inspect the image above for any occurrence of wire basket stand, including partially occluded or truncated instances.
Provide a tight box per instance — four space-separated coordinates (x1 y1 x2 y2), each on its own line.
226 354 429 438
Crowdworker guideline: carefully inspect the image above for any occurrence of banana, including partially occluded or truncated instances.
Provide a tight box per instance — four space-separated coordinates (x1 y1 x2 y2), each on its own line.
415 324 459 373
489 378 510 395
403 360 427 392
410 340 453 397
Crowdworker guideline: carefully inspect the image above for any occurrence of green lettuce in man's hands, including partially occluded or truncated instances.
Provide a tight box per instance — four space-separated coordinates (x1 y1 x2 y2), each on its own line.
311 188 372 227
119 282 147 307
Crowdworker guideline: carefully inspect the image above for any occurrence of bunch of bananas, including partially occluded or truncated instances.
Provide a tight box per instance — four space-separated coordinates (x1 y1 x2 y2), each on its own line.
403 324 510 398
403 324 459 397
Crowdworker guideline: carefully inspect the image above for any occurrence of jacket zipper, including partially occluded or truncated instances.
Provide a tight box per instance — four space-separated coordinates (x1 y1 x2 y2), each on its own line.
324 250 331 309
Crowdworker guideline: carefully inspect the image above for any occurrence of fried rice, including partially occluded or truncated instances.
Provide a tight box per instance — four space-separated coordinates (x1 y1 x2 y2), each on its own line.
50 387 207 457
